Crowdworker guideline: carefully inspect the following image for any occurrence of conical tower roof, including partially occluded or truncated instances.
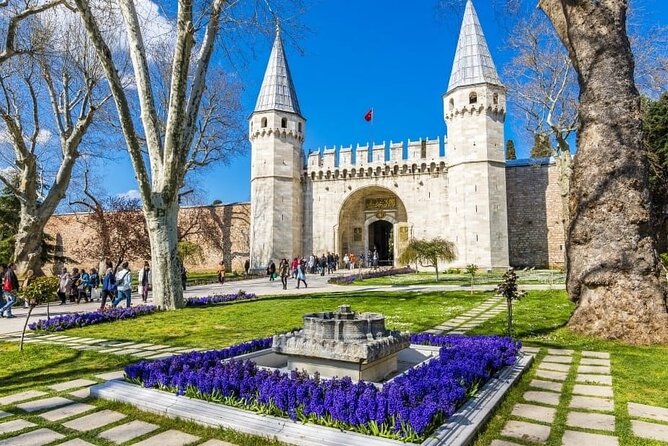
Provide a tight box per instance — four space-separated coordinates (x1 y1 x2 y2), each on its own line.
254 27 302 116
446 0 503 93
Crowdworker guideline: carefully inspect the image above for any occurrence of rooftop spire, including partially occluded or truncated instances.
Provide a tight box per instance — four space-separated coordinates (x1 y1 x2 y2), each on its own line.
446 0 503 93
254 24 302 116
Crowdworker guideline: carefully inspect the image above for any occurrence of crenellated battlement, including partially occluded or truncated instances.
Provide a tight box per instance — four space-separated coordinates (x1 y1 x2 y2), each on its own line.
306 137 446 178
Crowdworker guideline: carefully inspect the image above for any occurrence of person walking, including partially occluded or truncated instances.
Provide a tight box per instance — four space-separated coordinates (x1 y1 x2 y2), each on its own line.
279 258 290 290
57 267 71 305
244 259 250 276
77 269 90 304
0 264 5 310
0 263 19 318
100 262 115 309
180 263 188 291
69 268 81 303
111 262 132 308
138 262 152 303
267 260 276 281
217 261 225 284
296 261 307 289
89 268 100 301
22 270 34 308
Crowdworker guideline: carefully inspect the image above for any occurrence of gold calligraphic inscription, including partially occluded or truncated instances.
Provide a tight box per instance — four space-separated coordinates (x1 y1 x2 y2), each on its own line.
365 197 397 210
399 226 409 242
353 227 362 242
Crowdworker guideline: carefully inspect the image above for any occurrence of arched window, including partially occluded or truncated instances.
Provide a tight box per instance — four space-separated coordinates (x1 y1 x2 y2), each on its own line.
449 98 454 110
298 122 302 132
469 92 478 104
261 117 267 128
493 93 499 105
281 117 287 128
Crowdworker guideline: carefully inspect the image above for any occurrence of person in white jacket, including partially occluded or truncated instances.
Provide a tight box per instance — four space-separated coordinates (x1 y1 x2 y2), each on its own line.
138 262 152 303
111 262 132 308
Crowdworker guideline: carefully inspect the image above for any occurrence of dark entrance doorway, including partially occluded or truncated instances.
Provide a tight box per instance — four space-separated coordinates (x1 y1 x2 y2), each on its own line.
368 220 394 266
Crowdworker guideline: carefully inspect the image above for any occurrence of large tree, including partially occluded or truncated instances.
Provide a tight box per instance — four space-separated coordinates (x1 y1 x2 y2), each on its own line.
0 2 109 275
643 93 668 253
70 0 259 308
539 0 668 343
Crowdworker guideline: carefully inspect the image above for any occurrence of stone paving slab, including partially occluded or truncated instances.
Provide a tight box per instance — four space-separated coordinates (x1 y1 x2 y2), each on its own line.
0 427 64 446
0 419 36 434
58 439 96 446
529 379 564 392
577 365 611 375
129 343 156 349
582 351 610 359
490 441 523 446
535 369 567 381
112 348 143 355
542 355 573 364
63 409 125 431
628 402 668 423
569 395 615 412
198 440 237 446
631 419 668 442
521 347 540 354
572 384 614 398
566 411 615 431
538 362 571 372
0 390 47 406
131 351 161 358
580 358 611 366
99 420 159 444
576 374 613 385
500 420 551 443
49 379 98 392
547 348 574 356
16 396 72 413
132 429 200 446
562 430 618 446
511 403 556 423
0 411 9 420
40 402 96 421
95 371 125 381
146 352 176 359
523 391 561 406
68 388 91 399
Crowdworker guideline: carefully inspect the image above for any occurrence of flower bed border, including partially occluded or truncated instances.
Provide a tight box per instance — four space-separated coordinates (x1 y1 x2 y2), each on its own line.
185 291 258 307
328 267 415 285
29 305 159 332
91 352 532 446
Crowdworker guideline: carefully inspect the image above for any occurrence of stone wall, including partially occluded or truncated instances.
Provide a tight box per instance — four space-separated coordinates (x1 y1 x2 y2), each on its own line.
505 161 565 268
43 203 251 273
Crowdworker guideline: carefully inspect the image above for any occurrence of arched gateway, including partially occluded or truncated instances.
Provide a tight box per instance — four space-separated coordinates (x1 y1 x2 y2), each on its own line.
337 187 409 267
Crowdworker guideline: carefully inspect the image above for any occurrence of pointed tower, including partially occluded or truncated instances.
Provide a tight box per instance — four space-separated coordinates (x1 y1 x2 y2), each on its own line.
249 25 305 270
444 0 509 269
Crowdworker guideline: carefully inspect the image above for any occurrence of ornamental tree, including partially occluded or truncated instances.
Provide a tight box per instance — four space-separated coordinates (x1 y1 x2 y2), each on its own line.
398 238 456 281
465 264 478 293
496 269 525 336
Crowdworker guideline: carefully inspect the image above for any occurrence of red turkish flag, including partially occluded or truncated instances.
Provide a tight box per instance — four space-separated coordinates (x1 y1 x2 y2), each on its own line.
364 108 373 122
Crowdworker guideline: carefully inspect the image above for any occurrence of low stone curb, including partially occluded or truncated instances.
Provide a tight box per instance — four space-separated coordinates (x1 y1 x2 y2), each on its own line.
90 353 533 446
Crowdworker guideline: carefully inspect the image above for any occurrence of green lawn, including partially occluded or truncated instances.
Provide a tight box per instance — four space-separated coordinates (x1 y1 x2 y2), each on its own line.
64 291 489 348
353 269 565 286
470 290 668 446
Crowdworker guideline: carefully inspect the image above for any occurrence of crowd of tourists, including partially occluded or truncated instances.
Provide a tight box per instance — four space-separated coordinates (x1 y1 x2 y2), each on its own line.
264 249 379 290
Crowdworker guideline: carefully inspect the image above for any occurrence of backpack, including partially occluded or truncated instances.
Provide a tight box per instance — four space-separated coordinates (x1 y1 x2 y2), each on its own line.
2 274 11 292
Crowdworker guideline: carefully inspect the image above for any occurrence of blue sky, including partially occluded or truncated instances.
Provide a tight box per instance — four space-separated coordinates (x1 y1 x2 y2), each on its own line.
102 0 668 205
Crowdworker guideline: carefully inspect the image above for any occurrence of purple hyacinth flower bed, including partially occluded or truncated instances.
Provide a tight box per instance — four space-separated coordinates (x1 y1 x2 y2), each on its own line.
29 305 158 332
328 266 415 285
185 291 257 307
125 333 520 442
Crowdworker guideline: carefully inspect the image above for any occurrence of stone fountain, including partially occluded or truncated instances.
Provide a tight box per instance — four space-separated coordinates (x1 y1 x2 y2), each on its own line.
272 304 410 381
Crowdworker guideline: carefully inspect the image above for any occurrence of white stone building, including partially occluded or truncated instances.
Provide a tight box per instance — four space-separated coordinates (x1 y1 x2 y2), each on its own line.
249 0 563 271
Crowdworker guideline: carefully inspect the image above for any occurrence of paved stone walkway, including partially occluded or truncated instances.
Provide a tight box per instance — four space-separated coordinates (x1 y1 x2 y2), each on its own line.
0 375 234 446
494 348 622 445
628 402 668 443
426 295 505 335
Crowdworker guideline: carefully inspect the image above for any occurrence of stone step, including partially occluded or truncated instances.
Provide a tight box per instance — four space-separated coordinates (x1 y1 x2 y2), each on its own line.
631 420 668 442
62 409 126 432
98 420 159 444
628 402 668 423
132 430 200 446
566 411 615 431
16 396 72 413
0 428 64 446
500 420 551 443
0 390 47 406
562 430 618 446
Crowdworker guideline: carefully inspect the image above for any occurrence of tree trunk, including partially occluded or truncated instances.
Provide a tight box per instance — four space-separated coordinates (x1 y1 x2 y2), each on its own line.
540 0 668 344
506 298 513 337
20 306 35 352
14 209 46 276
145 198 183 309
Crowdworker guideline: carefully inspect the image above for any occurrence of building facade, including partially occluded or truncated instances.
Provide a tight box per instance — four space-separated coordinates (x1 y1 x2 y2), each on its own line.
248 0 565 271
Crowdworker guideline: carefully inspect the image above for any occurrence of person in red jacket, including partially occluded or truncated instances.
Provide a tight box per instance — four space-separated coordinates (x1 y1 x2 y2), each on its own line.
1 263 19 318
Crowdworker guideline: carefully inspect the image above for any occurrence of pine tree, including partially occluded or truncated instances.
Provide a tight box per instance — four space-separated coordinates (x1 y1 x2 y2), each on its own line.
506 139 517 160
530 134 553 158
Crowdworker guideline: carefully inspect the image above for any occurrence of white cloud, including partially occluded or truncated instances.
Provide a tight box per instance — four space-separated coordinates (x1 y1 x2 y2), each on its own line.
117 189 142 200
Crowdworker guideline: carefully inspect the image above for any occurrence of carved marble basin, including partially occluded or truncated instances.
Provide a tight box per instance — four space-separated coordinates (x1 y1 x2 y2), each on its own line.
271 305 410 381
